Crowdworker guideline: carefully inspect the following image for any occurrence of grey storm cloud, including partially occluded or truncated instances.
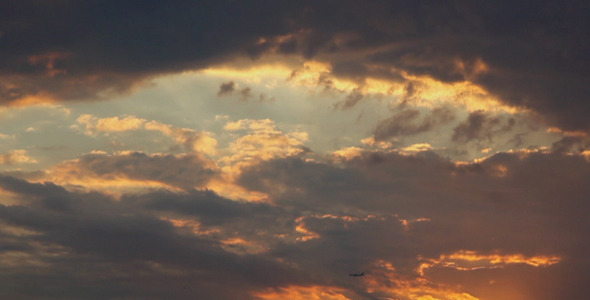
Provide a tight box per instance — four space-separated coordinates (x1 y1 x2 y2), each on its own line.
236 151 590 299
452 111 515 144
551 136 590 154
0 175 304 299
1 147 590 298
217 81 237 96
0 0 297 102
374 106 455 140
1 0 589 131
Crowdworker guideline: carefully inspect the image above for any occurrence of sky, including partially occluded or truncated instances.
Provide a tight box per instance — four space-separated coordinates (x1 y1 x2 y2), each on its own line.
0 1 589 299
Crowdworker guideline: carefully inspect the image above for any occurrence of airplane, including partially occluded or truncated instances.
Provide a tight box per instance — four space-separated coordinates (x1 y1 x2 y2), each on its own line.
348 272 364 277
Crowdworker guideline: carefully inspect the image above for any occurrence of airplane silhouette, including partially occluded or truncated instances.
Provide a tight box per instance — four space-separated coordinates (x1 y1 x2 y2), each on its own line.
348 272 364 277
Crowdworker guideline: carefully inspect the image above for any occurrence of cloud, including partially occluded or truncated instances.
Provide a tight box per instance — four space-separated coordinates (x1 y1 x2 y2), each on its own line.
338 89 364 110
1 2 590 299
0 147 589 298
217 81 274 102
76 114 146 135
0 0 298 103
218 81 237 96
239 87 253 101
452 111 515 145
74 114 218 155
0 175 302 299
253 285 352 300
374 107 455 140
0 150 38 165
418 250 561 275
221 119 309 165
235 149 590 297
49 151 218 191
2 1 589 132
551 136 590 154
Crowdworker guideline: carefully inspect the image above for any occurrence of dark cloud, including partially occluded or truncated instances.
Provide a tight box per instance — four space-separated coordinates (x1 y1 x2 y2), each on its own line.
0 175 303 299
374 107 455 140
129 189 290 231
235 150 590 299
217 81 271 102
340 1 590 131
551 136 590 154
338 89 364 110
217 81 236 96
452 111 515 144
1 148 590 298
311 1 590 131
239 87 253 101
260 155 588 263
1 1 589 131
0 0 297 102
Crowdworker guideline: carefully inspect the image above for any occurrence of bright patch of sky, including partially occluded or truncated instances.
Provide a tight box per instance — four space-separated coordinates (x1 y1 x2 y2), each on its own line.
0 63 563 172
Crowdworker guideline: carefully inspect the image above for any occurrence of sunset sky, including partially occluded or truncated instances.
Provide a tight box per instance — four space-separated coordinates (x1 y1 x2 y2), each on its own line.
1 1 589 299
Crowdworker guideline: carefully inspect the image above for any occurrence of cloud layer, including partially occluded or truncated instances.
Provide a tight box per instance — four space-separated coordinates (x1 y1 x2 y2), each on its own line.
1 148 589 299
1 0 589 131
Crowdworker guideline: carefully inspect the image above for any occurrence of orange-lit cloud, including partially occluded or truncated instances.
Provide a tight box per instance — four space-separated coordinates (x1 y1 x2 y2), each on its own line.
294 216 321 242
546 127 588 137
0 150 38 165
401 143 434 154
145 120 218 155
398 217 431 231
163 217 221 236
203 62 293 84
418 250 561 276
221 118 308 165
253 285 352 300
45 171 182 197
361 259 481 300
330 146 364 161
214 118 310 202
74 114 218 155
76 114 145 134
361 137 394 149
204 58 518 115
206 177 271 202
221 237 268 255
1 93 59 107
45 151 217 194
